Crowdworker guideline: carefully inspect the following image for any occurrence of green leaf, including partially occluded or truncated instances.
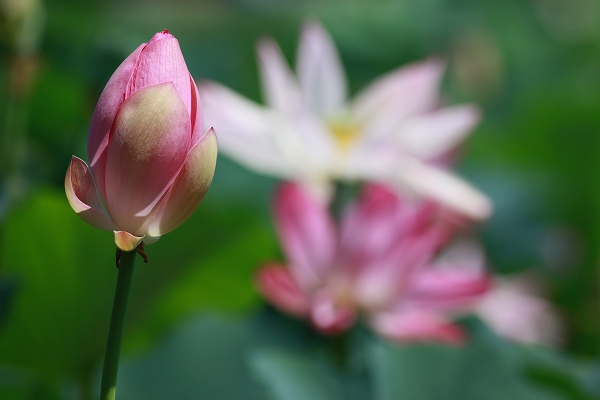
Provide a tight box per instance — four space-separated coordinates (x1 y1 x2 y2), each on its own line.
250 349 346 400
0 182 279 379
0 188 120 378
118 311 306 400
369 324 564 400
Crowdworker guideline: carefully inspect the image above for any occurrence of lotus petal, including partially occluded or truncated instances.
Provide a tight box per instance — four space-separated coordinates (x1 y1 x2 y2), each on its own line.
143 128 217 236
65 156 116 231
88 43 145 201
256 37 303 115
255 265 311 318
104 82 190 234
274 183 336 291
125 31 193 118
371 309 465 344
114 230 145 252
296 20 347 117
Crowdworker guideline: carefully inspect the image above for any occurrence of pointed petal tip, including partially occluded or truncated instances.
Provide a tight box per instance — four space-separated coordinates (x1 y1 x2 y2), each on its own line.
114 231 145 252
148 30 176 45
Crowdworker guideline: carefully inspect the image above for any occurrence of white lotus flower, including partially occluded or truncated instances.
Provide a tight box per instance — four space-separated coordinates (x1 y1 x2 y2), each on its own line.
199 20 492 220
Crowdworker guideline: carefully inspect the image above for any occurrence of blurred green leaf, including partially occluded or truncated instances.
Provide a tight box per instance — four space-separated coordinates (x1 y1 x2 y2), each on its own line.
118 310 313 400
369 323 564 400
0 182 279 380
250 349 346 400
0 188 119 378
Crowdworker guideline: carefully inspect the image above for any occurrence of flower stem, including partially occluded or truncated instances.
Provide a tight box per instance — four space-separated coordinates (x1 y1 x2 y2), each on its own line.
100 250 136 400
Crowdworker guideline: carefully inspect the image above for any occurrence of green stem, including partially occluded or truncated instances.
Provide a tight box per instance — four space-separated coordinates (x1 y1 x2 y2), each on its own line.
100 250 136 400
331 331 349 370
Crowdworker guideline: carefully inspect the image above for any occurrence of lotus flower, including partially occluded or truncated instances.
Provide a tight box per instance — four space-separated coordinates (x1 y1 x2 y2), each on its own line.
255 182 490 343
65 30 217 252
200 20 491 220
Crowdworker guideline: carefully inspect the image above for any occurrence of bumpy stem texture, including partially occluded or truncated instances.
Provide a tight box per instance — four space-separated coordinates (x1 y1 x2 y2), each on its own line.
100 250 136 400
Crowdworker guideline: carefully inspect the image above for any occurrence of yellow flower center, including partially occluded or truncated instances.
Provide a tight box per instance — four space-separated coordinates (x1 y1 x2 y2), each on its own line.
328 120 359 152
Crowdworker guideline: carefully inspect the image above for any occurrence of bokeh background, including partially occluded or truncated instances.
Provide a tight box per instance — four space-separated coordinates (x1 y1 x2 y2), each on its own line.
2 0 600 399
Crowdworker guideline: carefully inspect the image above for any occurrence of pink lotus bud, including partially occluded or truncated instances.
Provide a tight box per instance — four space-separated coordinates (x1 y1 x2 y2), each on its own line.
65 30 217 252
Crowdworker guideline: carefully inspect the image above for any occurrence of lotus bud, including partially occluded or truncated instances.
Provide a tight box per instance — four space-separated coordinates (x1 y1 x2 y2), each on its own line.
65 30 217 254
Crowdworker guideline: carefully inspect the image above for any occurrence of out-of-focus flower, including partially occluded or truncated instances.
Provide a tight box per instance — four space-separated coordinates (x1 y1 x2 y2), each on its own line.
200 20 491 220
65 30 217 252
255 182 490 343
476 274 563 346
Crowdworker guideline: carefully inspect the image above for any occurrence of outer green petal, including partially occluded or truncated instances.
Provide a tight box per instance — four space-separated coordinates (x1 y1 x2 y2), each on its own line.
114 231 145 252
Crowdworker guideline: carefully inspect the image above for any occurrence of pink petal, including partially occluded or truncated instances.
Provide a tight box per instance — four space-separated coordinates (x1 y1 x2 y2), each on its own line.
397 105 481 160
125 31 193 119
351 59 445 138
88 43 145 201
310 289 356 335
199 81 295 176
189 73 203 146
255 264 311 318
114 230 144 252
370 309 465 344
339 184 443 273
274 183 336 290
142 128 217 237
65 156 116 231
407 268 491 310
256 37 303 115
104 82 191 235
476 277 563 345
274 182 337 291
296 20 347 117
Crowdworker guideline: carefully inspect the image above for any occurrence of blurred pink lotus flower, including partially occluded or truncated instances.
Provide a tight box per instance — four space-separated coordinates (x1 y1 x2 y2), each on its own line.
65 30 217 252
255 182 491 343
200 20 491 220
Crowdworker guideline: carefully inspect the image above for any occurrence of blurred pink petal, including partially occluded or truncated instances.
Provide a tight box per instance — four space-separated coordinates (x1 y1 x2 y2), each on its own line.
257 183 488 342
255 265 311 318
408 269 492 310
476 276 563 345
371 309 466 344
310 289 356 335
274 183 337 290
